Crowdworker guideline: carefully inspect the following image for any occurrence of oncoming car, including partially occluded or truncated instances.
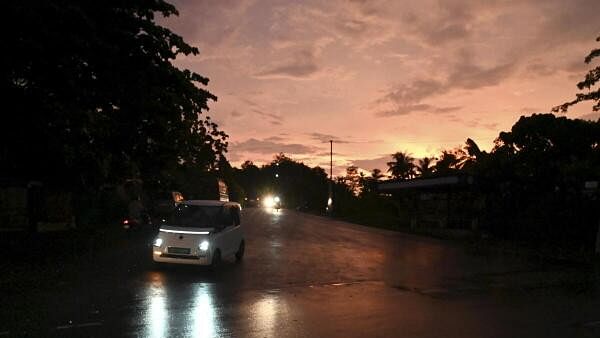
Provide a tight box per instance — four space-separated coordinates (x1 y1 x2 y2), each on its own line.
152 200 244 267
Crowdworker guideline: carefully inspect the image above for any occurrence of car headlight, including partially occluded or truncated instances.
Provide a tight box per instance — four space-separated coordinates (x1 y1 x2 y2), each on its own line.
153 238 163 247
199 240 209 251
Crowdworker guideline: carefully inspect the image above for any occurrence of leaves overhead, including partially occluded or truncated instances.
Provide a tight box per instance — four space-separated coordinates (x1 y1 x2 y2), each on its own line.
553 36 600 112
3 0 227 189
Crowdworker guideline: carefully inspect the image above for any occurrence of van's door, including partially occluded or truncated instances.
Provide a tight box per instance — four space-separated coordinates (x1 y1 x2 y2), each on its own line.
218 206 237 256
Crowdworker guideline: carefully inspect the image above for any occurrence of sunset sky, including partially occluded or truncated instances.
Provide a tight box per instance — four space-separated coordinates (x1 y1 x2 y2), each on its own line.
161 0 600 175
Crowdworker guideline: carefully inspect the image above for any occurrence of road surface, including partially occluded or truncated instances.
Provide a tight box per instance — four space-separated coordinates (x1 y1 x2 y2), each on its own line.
2 208 600 337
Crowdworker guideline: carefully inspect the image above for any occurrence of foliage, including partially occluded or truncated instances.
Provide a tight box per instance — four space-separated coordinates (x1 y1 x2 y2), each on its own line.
386 151 416 179
341 166 362 196
553 36 600 112
492 113 600 187
233 154 329 211
433 150 463 175
416 157 435 177
379 113 599 252
3 0 227 193
371 168 385 180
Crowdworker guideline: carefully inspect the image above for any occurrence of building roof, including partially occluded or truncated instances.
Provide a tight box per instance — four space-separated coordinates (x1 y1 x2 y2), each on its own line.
378 175 474 192
181 200 239 207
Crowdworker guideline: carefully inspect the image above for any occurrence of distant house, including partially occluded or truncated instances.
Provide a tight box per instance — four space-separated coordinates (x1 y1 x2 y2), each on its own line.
378 175 482 231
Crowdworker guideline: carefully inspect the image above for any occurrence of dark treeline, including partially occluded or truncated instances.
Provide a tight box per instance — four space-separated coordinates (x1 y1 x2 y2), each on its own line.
3 1 230 226
3 0 599 259
384 114 600 248
233 113 599 255
233 154 331 211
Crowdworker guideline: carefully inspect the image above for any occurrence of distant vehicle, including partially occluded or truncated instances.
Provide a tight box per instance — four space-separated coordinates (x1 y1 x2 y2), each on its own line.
121 194 155 230
121 213 152 231
244 196 260 207
262 195 281 210
152 200 244 267
273 196 281 210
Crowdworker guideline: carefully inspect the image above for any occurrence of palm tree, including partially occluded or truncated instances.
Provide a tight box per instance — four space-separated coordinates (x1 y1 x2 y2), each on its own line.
371 168 384 180
416 157 435 177
434 150 460 175
387 151 416 180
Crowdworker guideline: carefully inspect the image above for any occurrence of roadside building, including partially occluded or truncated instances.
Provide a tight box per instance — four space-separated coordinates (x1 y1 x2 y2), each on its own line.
378 175 482 234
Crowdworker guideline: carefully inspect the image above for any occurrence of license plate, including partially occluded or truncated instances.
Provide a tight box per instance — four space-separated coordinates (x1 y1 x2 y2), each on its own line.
168 247 191 254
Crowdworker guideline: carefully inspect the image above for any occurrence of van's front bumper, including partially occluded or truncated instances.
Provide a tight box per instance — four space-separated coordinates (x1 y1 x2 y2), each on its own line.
153 250 211 265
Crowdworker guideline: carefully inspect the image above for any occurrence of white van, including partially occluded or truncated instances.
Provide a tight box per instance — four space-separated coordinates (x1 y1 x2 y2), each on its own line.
152 200 244 267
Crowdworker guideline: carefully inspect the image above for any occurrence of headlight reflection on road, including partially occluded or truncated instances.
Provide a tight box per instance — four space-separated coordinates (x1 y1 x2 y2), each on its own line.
145 273 168 338
252 293 287 336
190 284 217 338
266 207 282 216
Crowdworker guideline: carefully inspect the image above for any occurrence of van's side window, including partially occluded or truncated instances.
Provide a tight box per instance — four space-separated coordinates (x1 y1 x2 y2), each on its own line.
221 206 234 227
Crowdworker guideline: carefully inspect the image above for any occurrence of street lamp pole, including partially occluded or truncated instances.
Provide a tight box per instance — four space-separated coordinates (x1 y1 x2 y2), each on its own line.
328 140 333 214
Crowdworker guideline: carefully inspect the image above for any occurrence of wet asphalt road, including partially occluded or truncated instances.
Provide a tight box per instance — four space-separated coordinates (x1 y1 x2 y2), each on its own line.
3 207 600 337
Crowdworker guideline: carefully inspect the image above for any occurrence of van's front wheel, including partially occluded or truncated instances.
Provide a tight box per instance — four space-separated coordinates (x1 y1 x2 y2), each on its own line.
235 241 245 262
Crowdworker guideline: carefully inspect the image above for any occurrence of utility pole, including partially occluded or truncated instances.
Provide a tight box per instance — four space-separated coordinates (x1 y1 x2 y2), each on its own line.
328 140 333 214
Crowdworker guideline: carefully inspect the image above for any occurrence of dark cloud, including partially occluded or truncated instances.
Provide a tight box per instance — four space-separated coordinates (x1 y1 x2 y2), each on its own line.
254 49 321 79
448 52 515 90
252 108 280 120
462 118 499 131
315 151 345 157
351 155 391 172
376 104 461 117
402 1 474 45
307 132 350 144
535 0 600 49
230 110 243 117
378 103 464 116
380 79 445 105
232 138 319 155
249 108 284 126
524 61 556 77
376 51 515 118
265 136 286 142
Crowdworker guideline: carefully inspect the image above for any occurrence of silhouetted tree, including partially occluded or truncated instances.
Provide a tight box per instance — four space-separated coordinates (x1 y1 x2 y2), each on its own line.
459 138 487 172
553 36 600 112
371 168 385 180
343 166 362 195
387 151 416 180
493 113 600 184
416 157 435 177
433 150 461 175
3 1 227 193
234 154 329 211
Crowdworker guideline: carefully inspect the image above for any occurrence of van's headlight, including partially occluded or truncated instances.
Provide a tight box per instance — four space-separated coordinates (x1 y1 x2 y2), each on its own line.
153 238 163 247
199 240 209 251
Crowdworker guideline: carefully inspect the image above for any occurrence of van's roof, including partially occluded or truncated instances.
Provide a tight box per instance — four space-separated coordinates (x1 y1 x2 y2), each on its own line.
180 200 239 207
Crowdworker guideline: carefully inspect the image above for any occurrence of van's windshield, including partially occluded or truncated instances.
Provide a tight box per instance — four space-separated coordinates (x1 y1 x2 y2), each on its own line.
167 204 229 228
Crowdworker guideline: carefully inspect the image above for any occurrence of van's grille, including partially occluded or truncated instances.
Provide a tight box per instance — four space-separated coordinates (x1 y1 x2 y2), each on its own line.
160 253 198 259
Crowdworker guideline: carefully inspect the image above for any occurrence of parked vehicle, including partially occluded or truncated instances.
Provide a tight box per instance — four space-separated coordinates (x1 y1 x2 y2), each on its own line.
152 200 244 267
